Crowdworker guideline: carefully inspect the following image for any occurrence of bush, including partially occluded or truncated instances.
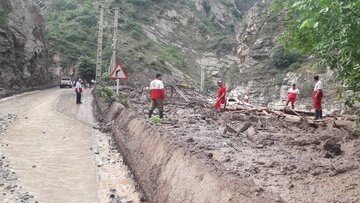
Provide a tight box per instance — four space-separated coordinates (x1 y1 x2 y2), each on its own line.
288 62 301 71
77 55 96 82
270 46 301 69
96 87 130 108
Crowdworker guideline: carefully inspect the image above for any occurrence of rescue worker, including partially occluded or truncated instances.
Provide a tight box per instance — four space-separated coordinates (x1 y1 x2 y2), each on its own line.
213 80 226 111
149 73 165 119
75 78 83 104
313 75 323 120
286 83 300 109
243 95 249 103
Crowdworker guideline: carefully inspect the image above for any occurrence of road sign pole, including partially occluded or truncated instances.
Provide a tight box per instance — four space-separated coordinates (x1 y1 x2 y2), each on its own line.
116 79 120 94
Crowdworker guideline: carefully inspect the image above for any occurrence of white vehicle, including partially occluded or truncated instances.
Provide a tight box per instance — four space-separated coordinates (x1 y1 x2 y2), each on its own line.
60 77 72 88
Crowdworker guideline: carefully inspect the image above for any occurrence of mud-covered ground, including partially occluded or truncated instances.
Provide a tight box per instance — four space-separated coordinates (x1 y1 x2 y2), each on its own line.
119 85 360 203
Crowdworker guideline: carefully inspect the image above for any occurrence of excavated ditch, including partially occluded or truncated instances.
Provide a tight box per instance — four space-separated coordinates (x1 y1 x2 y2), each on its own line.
94 86 360 203
93 91 277 203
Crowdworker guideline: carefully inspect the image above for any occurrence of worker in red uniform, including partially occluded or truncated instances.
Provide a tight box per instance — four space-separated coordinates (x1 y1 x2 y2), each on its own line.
149 73 165 119
286 83 300 109
313 75 323 120
213 80 226 111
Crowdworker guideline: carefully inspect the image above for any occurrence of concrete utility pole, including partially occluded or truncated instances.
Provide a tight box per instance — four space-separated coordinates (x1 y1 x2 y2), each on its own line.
109 8 119 74
95 0 105 82
200 67 205 92
112 8 120 94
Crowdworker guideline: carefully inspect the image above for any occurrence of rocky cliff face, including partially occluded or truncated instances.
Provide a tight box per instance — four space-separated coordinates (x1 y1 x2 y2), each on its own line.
0 0 52 97
231 0 343 112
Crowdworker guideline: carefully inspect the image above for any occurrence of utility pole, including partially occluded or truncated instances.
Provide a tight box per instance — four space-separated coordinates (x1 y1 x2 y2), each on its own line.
109 8 119 74
111 8 120 94
95 0 105 83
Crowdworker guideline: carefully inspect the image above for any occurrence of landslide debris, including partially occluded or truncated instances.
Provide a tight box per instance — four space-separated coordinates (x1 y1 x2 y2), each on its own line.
117 85 360 203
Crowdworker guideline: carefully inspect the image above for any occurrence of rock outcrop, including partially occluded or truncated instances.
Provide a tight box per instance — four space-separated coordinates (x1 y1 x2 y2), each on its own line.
231 1 343 111
0 0 52 97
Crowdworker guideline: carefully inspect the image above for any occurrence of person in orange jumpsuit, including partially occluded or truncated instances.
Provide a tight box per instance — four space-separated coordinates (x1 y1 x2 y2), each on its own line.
213 80 226 111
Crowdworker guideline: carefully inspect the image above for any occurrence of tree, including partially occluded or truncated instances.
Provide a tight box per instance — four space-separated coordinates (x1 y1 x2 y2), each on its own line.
77 55 96 82
272 0 360 105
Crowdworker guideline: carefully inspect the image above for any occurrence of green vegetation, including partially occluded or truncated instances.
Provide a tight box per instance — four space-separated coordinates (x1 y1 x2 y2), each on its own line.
272 0 360 132
270 46 302 70
147 117 163 123
77 56 96 83
44 0 241 87
96 86 130 108
272 0 360 105
45 0 100 79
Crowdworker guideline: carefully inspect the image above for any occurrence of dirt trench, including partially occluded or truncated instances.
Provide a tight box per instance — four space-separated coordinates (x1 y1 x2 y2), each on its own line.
93 91 280 203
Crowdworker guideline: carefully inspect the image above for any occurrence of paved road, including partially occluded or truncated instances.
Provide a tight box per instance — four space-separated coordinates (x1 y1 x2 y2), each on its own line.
0 88 98 202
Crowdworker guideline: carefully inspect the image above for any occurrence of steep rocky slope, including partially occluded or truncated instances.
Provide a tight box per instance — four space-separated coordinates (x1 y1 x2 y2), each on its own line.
0 0 53 97
232 1 344 111
110 0 251 88
114 0 343 111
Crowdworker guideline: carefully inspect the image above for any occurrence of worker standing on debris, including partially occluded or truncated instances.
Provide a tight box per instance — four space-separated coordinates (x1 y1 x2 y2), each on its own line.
75 78 83 104
149 73 165 119
313 75 323 120
214 80 226 111
286 83 300 109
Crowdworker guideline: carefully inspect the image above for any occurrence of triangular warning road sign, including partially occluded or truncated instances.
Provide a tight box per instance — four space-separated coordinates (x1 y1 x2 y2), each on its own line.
110 64 128 80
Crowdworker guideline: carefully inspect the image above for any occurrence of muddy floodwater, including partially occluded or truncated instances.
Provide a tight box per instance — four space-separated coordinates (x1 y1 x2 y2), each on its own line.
0 89 140 203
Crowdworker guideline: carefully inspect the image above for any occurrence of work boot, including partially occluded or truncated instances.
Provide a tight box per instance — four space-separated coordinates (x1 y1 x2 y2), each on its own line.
148 110 153 118
319 109 323 119
315 110 319 120
159 111 164 119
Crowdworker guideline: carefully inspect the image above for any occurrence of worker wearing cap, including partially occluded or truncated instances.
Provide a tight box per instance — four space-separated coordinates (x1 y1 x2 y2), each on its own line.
286 83 300 109
75 78 83 104
149 73 165 119
214 80 226 111
313 75 323 120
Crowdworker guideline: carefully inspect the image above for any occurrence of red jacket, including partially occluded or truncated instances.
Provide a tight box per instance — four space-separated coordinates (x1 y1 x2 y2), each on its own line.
216 85 226 103
149 79 165 100
214 85 226 109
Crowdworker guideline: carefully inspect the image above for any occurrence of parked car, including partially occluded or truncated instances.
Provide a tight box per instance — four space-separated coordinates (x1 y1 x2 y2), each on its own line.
60 77 72 88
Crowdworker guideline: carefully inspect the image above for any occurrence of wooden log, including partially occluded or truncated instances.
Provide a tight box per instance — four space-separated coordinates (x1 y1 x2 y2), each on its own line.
285 115 302 124
339 114 356 121
334 120 353 132
280 109 315 116
270 110 286 117
289 108 305 120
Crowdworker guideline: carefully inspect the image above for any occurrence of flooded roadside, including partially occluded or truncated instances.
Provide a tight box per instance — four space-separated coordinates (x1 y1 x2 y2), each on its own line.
75 90 141 202
0 89 141 202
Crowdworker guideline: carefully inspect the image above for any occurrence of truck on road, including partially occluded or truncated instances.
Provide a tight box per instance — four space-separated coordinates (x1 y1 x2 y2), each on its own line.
60 77 72 88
